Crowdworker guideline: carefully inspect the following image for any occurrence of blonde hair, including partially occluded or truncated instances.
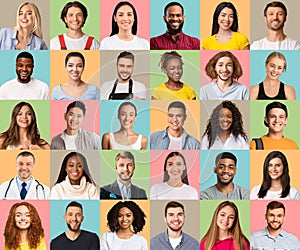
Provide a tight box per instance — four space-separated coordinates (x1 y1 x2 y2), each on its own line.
16 2 43 39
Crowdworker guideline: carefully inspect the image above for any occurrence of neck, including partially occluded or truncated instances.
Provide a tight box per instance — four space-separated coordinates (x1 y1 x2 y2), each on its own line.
216 78 233 89
166 80 182 87
217 29 232 36
167 179 183 187
270 179 282 191
170 32 180 41
264 78 280 85
267 226 280 237
66 29 84 39
118 78 130 84
218 229 231 240
218 130 231 141
118 177 131 186
267 131 283 139
266 29 286 42
66 128 79 136
66 229 81 240
168 127 183 138
67 79 83 86
117 227 133 235
167 228 182 239
19 230 28 243
19 176 32 182
19 128 29 139
117 30 133 40
215 182 234 196
118 127 133 135
17 29 31 38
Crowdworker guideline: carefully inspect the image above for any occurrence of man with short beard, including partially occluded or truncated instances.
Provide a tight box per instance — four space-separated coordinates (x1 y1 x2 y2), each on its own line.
251 1 300 50
200 152 249 200
151 201 199 250
150 2 200 50
50 201 99 250
251 201 300 249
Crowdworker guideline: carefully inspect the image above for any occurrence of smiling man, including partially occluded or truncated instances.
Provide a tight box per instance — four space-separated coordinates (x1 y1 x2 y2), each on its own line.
150 101 200 150
200 152 249 200
100 151 147 199
151 201 199 250
0 52 49 100
100 51 146 100
50 201 100 250
50 1 100 50
151 2 200 50
250 201 300 250
50 101 100 150
251 1 300 50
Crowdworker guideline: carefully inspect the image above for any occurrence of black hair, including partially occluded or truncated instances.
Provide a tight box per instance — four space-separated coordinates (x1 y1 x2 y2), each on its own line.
16 52 34 63
61 1 88 28
65 52 85 67
16 151 35 164
65 201 83 213
117 51 135 63
264 101 288 127
164 201 184 216
66 101 86 116
164 1 184 16
168 101 186 113
215 152 237 165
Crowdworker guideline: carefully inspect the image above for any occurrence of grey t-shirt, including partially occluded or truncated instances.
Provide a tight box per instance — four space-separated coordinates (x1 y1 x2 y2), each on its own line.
200 184 249 200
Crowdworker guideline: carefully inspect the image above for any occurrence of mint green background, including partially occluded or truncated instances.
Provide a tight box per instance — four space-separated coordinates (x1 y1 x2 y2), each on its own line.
250 100 300 146
200 200 250 240
0 100 50 142
50 0 100 40
100 150 150 198
150 50 200 99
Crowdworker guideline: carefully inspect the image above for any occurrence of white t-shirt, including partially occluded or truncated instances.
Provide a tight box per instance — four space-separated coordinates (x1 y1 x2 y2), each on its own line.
50 33 100 50
251 37 300 50
250 185 300 200
201 133 249 150
169 236 182 250
168 132 182 150
100 35 150 50
0 78 49 99
101 232 148 250
150 182 198 200
61 132 78 150
100 79 146 99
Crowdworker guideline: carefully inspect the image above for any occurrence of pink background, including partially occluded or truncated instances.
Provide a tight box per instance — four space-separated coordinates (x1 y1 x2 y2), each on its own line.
0 200 50 249
150 150 200 198
200 50 250 88
100 0 150 40
250 200 300 238
50 100 100 140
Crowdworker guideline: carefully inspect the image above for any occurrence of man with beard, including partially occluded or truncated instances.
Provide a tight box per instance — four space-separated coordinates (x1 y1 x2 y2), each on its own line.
100 51 146 100
0 52 49 99
150 2 200 50
251 1 300 50
251 201 300 249
151 201 199 249
51 201 99 250
200 152 249 200
100 151 147 199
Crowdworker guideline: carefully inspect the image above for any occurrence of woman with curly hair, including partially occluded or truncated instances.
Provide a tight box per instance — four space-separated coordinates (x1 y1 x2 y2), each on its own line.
150 151 198 200
251 151 300 200
4 202 46 250
51 151 99 199
200 201 250 250
202 101 248 149
101 201 148 250
0 102 49 150
152 51 196 100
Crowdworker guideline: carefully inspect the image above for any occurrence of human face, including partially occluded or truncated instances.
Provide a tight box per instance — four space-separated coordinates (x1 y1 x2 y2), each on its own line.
117 58 134 83
217 206 235 233
18 4 34 29
218 108 233 132
165 207 185 232
66 57 84 81
264 7 286 31
116 157 135 183
164 5 185 34
16 105 32 129
16 57 34 83
118 207 134 230
16 155 34 182
64 7 84 31
215 57 233 82
168 107 186 132
166 156 186 181
15 205 31 230
114 5 134 32
264 108 287 133
266 57 285 80
64 206 84 232
218 7 234 31
268 157 284 180
64 107 84 134
65 155 84 185
214 158 236 185
266 208 285 231
118 105 136 129
164 58 183 83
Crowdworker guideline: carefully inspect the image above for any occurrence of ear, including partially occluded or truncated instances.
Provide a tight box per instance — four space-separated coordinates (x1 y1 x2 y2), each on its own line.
214 167 217 174
82 215 84 222
284 117 288 125
163 15 167 22
264 116 269 126
64 113 67 121
114 15 117 22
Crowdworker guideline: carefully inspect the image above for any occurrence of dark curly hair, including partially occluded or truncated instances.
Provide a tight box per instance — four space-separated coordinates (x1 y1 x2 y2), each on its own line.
107 201 146 233
4 202 44 250
202 101 247 149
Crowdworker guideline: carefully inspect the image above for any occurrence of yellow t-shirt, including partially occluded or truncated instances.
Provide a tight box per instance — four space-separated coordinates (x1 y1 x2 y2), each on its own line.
5 238 46 250
152 83 196 100
202 32 249 50
250 135 299 150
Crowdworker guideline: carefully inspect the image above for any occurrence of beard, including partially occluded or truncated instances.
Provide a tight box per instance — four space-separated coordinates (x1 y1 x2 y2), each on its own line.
67 222 81 232
217 175 233 186
166 21 184 35
16 71 32 83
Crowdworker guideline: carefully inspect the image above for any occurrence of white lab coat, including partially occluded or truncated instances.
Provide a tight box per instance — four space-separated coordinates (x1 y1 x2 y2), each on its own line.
0 176 50 200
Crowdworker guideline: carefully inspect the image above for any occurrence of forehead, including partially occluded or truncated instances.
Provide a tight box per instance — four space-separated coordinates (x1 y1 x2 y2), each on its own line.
168 107 185 115
268 108 286 116
166 207 184 214
267 56 285 65
67 56 83 64
119 104 135 113
117 157 134 165
217 158 236 166
16 57 33 65
218 205 235 215
220 7 234 15
117 5 133 13
269 157 283 164
166 58 182 66
67 107 84 115
20 4 32 12
216 56 233 64
16 205 30 213
118 207 133 214
67 6 83 14
266 6 285 14
219 107 232 115
267 207 285 215
167 155 184 163
66 206 82 214
166 5 183 14
67 155 83 164
17 155 34 163
117 57 134 66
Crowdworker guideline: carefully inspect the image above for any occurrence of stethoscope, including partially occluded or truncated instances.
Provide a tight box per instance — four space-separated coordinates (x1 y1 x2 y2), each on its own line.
4 178 46 200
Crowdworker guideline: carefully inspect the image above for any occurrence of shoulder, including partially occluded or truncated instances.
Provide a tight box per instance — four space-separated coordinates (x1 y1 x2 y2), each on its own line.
200 186 215 200
51 232 66 244
202 35 215 48
151 231 165 243
100 36 114 49
250 84 259 100
182 232 199 245
250 38 265 49
135 36 150 48
250 185 261 199
0 27 14 36
81 230 99 239
284 84 296 100
151 130 164 138
234 32 249 41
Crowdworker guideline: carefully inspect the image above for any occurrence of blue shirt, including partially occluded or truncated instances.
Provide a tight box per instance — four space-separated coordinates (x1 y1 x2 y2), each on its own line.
16 176 33 193
150 127 200 150
0 28 48 50
251 228 300 250
52 84 100 100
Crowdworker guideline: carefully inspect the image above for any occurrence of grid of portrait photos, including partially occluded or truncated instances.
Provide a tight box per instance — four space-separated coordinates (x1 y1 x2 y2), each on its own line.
0 0 300 249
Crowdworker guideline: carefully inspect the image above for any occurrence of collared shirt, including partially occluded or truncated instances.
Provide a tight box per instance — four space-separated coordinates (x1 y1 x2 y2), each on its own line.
151 230 199 250
16 176 33 193
250 228 300 250
150 31 200 50
117 179 131 200
201 133 249 150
